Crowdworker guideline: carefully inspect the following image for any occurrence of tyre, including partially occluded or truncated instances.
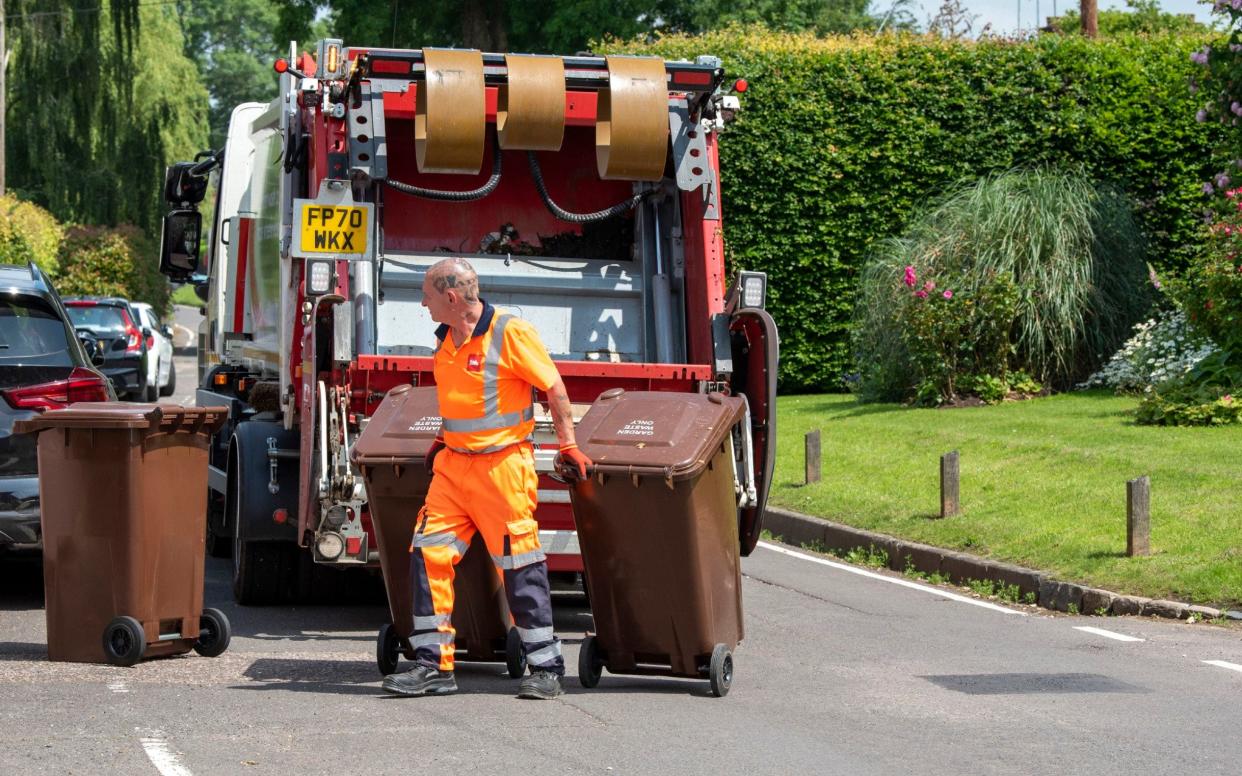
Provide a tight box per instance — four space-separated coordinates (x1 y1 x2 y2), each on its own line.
193 607 232 657
102 616 146 667
377 623 400 676
578 634 602 689
159 358 176 397
205 491 231 559
505 627 527 679
708 643 733 698
228 423 299 604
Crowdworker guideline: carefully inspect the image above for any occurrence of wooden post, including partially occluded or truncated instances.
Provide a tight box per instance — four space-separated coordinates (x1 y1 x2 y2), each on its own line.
804 429 821 485
1081 0 1098 38
1127 476 1150 557
940 451 960 518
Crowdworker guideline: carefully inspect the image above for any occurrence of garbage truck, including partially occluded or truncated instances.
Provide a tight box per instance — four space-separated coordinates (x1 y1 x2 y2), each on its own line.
157 37 778 605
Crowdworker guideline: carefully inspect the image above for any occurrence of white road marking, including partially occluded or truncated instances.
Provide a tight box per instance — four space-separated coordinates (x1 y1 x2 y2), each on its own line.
756 541 1025 615
108 680 129 693
1203 660 1242 674
1074 626 1144 642
137 729 193 776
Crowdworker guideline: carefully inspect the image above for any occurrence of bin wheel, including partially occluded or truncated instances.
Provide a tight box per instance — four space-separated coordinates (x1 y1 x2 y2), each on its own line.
505 627 527 679
377 623 401 676
578 634 602 689
709 643 733 698
102 616 146 667
193 608 232 657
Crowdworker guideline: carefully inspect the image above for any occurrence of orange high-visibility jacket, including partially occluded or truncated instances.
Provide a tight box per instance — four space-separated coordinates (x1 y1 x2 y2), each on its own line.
433 301 560 453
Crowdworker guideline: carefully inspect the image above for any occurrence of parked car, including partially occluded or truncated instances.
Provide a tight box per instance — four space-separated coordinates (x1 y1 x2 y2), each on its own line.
0 263 116 552
132 301 176 398
63 296 151 400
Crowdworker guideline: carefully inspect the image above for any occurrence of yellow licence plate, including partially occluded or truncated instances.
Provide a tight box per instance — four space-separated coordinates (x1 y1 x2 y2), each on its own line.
299 204 367 254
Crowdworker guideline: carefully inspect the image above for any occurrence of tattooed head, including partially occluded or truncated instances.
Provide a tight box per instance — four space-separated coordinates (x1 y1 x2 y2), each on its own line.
426 257 480 304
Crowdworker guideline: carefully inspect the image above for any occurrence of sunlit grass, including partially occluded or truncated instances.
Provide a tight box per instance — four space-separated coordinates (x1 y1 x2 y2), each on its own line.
773 391 1242 607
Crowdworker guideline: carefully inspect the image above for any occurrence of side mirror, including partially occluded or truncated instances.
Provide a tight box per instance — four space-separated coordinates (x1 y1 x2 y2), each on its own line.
194 282 210 304
161 324 174 339
159 209 202 281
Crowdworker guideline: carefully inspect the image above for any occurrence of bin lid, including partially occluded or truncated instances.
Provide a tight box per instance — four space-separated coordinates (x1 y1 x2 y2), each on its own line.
12 402 228 434
575 389 745 481
351 385 442 466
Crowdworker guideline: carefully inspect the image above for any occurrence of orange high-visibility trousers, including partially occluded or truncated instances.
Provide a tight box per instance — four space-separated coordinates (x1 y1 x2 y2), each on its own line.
408 442 563 674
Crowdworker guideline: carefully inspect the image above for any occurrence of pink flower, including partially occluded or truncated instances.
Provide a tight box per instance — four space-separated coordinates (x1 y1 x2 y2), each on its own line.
1223 395 1233 403
923 280 936 291
903 266 917 287
913 290 928 299
943 289 953 299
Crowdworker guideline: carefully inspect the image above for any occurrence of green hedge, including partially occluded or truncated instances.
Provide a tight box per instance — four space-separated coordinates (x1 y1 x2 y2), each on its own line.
608 30 1230 391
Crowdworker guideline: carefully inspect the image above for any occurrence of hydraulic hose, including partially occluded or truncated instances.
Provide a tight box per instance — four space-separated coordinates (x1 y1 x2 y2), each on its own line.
384 138 502 201
527 151 650 223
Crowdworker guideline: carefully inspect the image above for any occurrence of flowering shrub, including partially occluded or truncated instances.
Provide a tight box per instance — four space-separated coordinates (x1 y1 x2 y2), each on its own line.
901 266 1021 404
1080 309 1218 392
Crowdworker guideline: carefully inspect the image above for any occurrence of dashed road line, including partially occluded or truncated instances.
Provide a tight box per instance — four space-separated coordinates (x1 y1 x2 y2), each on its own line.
756 541 1025 616
108 680 130 693
1073 626 1145 643
137 729 193 776
1203 660 1242 674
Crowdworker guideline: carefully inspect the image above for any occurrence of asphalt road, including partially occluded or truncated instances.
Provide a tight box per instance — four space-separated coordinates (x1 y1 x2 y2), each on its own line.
4 325 1239 774
2 536 1240 775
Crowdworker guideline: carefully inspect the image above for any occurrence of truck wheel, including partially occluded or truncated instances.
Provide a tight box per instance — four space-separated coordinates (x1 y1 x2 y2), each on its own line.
578 634 602 689
193 608 232 657
159 358 176 397
228 422 299 605
505 627 527 679
377 623 400 675
102 616 146 667
708 643 733 698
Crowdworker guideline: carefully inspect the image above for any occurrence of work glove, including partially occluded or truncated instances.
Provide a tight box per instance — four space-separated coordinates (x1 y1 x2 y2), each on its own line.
425 435 446 476
555 443 593 482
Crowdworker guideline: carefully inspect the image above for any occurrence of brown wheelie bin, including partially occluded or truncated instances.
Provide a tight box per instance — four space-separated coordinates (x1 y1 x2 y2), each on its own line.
14 403 231 666
351 384 525 678
566 389 747 697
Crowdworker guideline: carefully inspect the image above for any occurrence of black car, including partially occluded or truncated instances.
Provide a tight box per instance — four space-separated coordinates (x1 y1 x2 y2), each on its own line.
64 296 152 400
0 263 116 552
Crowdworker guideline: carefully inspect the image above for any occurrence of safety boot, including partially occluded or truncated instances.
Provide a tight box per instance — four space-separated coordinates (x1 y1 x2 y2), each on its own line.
517 669 563 700
382 665 458 697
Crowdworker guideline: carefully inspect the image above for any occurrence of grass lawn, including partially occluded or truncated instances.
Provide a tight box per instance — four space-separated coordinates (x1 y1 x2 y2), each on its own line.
772 390 1242 608
170 283 201 307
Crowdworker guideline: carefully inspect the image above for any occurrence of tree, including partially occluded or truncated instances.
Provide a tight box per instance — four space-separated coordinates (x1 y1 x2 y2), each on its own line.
177 0 282 149
273 0 910 55
926 0 976 38
7 2 208 234
1048 0 1212 36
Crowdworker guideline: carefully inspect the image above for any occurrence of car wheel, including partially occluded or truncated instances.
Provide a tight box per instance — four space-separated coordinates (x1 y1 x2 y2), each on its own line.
159 357 177 397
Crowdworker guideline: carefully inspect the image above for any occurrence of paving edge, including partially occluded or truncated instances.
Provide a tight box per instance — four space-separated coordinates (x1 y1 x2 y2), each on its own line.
763 506 1233 622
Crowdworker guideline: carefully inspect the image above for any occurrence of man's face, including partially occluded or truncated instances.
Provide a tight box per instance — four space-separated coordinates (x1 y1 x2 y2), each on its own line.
421 274 451 324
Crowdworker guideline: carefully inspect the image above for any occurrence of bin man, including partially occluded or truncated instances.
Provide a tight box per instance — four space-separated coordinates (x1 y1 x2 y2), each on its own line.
382 257 593 700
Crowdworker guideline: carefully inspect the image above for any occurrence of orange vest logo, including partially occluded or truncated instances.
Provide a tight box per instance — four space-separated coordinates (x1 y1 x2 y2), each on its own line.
467 353 482 372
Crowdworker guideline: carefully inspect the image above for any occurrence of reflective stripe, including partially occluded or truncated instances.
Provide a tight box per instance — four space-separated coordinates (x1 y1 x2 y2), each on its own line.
414 531 469 556
482 314 512 417
491 549 547 570
517 625 554 643
413 614 451 630
441 405 533 433
409 630 454 648
525 642 562 666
